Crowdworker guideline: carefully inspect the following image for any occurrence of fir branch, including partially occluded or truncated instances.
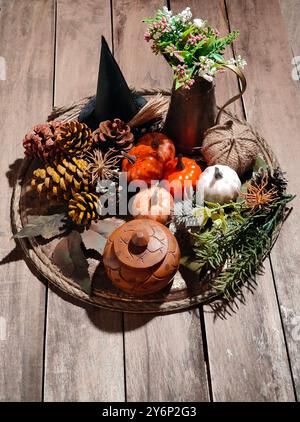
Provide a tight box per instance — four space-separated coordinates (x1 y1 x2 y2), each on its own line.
212 195 294 299
191 194 294 300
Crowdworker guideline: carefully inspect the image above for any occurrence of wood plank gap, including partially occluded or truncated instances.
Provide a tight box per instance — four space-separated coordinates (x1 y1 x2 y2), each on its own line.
223 0 247 119
110 0 115 55
41 280 49 403
198 306 214 402
269 255 298 401
111 1 126 402
42 0 57 402
52 0 58 109
122 312 127 402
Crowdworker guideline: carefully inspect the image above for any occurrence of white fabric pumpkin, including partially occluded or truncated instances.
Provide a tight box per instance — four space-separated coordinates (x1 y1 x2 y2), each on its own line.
197 164 241 204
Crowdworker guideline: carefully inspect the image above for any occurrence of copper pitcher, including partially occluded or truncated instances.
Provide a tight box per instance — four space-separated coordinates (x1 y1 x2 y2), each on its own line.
163 65 247 154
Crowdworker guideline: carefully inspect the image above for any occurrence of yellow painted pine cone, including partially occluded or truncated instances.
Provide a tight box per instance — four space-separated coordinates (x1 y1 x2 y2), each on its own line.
68 192 99 225
31 156 90 200
55 120 92 156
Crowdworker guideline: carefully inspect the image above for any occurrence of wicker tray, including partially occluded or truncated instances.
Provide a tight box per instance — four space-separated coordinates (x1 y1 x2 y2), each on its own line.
11 108 280 313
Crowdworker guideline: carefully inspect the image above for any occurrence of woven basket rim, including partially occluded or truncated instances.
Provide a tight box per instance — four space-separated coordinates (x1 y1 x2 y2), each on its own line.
11 103 282 314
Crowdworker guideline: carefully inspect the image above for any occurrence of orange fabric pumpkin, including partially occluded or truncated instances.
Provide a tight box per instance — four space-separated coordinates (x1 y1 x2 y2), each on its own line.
163 154 202 196
122 145 163 185
138 132 175 164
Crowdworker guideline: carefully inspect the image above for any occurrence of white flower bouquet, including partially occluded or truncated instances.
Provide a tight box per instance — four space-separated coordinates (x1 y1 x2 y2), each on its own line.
144 6 247 89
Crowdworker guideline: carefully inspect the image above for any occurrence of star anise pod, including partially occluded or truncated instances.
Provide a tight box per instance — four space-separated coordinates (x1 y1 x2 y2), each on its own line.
86 148 121 185
241 171 278 211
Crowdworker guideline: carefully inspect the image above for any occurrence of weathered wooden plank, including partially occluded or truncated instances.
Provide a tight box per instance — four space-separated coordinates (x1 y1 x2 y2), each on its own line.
125 311 209 401
113 0 172 90
226 0 300 400
113 0 209 401
171 0 295 401
279 0 300 57
0 0 54 401
43 0 125 402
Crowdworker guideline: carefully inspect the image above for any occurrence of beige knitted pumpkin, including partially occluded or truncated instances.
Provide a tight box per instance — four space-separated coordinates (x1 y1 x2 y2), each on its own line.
202 120 258 176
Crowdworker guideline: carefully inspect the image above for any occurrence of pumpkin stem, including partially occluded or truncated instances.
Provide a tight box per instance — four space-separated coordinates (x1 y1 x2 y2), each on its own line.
121 151 136 165
176 154 185 171
151 138 159 149
151 188 159 206
214 166 223 180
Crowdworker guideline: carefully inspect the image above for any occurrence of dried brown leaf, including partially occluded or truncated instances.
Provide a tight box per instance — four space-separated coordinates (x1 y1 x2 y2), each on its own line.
90 218 125 238
14 213 66 240
81 230 107 255
52 231 91 294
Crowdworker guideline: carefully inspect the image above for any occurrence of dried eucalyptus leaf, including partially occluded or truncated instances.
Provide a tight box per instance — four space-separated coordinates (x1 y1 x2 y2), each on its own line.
14 213 67 239
253 156 268 172
52 231 91 295
81 230 107 255
90 218 125 238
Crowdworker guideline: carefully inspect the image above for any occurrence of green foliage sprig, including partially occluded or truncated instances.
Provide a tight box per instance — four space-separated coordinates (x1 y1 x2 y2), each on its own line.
144 7 246 89
181 167 294 300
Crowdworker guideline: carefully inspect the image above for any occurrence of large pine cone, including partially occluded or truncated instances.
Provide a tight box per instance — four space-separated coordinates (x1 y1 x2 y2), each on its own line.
55 120 92 156
93 119 134 152
31 156 91 200
23 121 62 160
68 192 99 225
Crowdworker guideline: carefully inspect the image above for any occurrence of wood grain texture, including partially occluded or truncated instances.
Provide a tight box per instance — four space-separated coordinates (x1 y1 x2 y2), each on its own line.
226 0 300 399
113 0 209 402
206 270 294 401
279 0 300 56
0 0 54 401
171 0 295 401
54 0 113 106
112 0 172 90
43 0 125 402
125 311 209 401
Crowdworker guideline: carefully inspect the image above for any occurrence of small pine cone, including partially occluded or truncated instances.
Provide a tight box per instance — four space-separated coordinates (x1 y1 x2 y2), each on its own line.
31 156 91 200
55 120 92 156
68 192 99 226
93 118 134 152
23 121 62 160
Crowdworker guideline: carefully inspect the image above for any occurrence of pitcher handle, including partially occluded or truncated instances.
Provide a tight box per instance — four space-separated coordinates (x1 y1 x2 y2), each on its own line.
215 64 247 125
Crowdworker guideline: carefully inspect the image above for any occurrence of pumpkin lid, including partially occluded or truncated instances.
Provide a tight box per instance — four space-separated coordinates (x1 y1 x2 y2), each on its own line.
111 219 169 269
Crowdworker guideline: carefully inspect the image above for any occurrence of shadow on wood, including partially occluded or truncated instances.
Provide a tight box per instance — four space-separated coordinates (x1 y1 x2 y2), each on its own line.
6 158 24 188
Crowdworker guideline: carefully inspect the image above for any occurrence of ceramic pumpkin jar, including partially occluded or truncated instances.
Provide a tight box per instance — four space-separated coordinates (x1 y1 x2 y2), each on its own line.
138 132 176 164
130 186 174 225
103 219 180 296
122 145 163 185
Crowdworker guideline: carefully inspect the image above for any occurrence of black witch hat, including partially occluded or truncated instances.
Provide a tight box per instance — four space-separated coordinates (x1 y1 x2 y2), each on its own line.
79 36 146 130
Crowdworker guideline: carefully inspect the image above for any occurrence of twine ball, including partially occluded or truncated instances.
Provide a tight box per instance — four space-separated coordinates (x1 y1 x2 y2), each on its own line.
202 120 258 176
